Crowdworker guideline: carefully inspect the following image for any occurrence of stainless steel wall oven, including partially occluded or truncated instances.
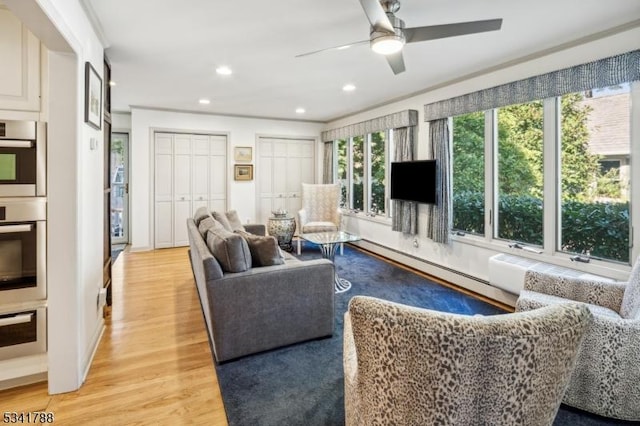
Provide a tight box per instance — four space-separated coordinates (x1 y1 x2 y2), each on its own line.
0 120 46 197
0 306 46 360
0 198 46 304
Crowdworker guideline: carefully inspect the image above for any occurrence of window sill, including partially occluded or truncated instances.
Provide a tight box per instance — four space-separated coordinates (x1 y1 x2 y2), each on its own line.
341 210 392 227
450 232 631 280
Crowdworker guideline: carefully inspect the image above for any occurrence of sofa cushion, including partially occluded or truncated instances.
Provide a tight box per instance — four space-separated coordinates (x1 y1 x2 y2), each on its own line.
226 210 246 232
237 231 284 267
206 228 252 273
198 216 225 238
212 211 233 231
193 206 211 226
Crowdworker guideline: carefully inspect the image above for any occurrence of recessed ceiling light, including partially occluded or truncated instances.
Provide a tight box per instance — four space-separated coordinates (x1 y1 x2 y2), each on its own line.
295 108 306 114
342 84 356 92
108 80 116 87
198 98 211 105
337 45 351 51
216 66 233 75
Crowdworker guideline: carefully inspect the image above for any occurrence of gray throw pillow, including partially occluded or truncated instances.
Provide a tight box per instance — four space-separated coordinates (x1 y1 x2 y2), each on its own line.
193 206 211 226
237 231 284 267
212 211 233 231
206 228 252 273
226 210 246 232
198 216 225 238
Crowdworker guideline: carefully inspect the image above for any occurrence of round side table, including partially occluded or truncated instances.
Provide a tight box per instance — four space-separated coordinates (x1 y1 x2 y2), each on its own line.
267 215 296 252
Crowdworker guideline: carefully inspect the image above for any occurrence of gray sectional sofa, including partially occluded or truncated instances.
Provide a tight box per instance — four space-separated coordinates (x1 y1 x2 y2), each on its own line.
187 208 335 362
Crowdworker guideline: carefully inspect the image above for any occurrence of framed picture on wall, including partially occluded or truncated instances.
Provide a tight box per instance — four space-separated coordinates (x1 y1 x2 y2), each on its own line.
234 146 252 162
234 164 253 181
84 62 102 130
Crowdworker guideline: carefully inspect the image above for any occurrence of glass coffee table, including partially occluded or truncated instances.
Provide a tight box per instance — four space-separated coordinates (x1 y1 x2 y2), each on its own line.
300 231 361 293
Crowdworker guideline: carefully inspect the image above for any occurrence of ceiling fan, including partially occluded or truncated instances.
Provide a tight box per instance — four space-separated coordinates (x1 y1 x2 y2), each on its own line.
296 0 502 75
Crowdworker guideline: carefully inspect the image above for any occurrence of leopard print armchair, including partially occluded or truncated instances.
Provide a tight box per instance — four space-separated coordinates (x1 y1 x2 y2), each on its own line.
344 296 591 426
516 255 640 421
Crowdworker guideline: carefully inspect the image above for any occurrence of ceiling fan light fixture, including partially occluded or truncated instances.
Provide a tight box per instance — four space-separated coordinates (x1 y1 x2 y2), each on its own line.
371 34 404 55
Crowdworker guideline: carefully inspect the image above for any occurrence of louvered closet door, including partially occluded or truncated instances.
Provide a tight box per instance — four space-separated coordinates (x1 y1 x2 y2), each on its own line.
154 132 227 248
257 137 316 227
154 133 174 248
209 135 227 212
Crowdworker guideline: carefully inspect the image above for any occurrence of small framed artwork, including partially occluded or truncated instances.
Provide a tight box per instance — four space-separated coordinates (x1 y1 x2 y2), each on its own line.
84 62 102 130
234 146 252 162
234 164 254 181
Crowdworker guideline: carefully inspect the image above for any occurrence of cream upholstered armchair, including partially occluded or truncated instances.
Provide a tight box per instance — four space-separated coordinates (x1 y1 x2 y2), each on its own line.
344 296 591 426
516 255 640 421
296 183 341 255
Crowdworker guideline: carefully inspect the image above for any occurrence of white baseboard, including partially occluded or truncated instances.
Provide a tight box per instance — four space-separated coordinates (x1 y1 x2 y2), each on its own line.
352 240 517 308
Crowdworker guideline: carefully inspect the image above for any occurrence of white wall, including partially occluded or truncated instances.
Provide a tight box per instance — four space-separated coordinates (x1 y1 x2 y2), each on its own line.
130 108 325 250
327 27 640 303
112 111 131 131
5 0 106 393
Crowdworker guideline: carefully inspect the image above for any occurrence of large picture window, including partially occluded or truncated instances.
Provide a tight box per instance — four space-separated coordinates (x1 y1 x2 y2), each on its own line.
333 130 394 219
448 81 635 266
452 111 485 235
559 84 631 263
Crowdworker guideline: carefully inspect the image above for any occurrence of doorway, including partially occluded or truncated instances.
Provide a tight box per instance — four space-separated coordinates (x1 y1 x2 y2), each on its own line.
111 132 129 246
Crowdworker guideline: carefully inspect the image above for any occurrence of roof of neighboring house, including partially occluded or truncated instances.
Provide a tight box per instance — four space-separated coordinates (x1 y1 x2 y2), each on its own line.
580 92 630 157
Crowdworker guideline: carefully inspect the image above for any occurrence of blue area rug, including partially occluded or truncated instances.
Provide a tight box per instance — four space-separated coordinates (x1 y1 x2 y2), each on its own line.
215 245 627 426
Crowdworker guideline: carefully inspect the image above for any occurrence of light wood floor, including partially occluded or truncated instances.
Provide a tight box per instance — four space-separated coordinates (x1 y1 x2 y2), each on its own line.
0 248 228 425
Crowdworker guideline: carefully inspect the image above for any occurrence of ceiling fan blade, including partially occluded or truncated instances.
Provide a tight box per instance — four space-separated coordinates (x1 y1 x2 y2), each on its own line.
404 18 502 43
295 40 370 58
386 51 405 75
358 0 394 32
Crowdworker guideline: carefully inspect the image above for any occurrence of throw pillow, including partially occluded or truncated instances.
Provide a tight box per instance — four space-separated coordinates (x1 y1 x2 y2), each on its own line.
198 216 225 238
236 231 284 267
212 211 233 231
193 206 211 226
206 228 252 273
225 210 246 232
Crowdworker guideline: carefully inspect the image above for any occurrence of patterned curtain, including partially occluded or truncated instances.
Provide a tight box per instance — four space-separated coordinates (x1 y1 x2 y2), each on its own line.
426 119 451 244
391 126 418 235
323 142 333 184
424 49 639 121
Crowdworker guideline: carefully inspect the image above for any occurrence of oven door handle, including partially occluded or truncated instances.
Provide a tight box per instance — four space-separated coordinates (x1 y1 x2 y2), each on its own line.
0 140 33 149
0 313 33 327
0 224 32 233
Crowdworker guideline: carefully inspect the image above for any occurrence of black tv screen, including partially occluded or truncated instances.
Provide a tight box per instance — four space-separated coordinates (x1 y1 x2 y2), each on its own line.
390 160 437 204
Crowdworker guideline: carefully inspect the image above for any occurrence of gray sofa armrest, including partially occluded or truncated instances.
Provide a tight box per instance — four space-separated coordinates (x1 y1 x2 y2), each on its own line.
524 270 626 312
206 258 335 362
245 223 266 236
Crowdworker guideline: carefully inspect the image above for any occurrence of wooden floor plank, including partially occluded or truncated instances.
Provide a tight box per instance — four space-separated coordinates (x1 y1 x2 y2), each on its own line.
0 247 228 425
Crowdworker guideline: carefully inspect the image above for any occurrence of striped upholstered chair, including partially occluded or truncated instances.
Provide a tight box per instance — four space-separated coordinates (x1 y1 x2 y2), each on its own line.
296 183 341 255
344 296 591 426
516 255 640 421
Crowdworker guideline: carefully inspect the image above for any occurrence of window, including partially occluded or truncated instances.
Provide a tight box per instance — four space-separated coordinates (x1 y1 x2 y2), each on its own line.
558 84 631 263
452 111 485 235
496 101 544 246
351 135 365 211
336 139 348 208
449 82 635 266
333 130 394 219
369 131 386 215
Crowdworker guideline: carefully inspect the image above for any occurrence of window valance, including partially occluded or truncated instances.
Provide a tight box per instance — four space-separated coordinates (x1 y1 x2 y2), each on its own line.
322 109 418 142
424 49 639 121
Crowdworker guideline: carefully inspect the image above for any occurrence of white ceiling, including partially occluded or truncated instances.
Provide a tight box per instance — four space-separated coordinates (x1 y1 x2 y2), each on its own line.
86 0 640 122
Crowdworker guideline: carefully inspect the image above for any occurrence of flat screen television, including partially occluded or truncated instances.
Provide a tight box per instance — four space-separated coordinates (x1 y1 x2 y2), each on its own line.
390 160 437 204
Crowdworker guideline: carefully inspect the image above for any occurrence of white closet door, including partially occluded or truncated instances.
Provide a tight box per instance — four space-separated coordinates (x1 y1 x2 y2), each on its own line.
192 135 210 212
210 135 227 212
154 133 174 248
257 139 274 225
173 135 192 246
154 132 227 248
257 137 316 226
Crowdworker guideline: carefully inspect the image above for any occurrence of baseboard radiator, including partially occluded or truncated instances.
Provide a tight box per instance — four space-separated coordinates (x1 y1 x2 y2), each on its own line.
488 254 612 295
